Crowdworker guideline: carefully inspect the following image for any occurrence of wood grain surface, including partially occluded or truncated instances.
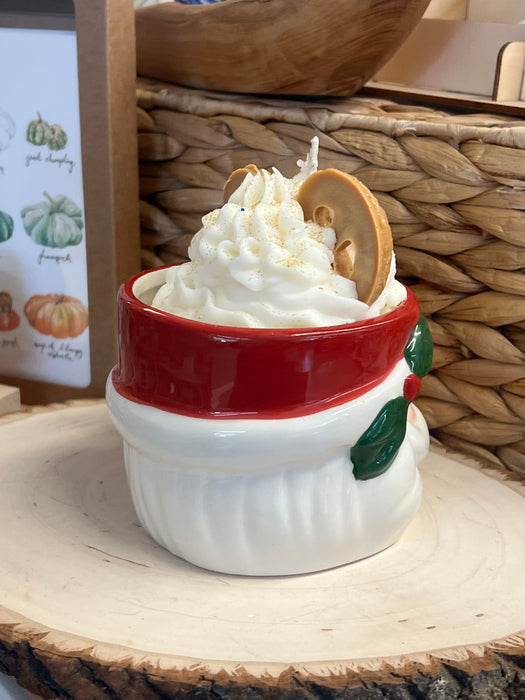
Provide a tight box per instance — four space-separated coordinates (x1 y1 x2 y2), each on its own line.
0 401 524 698
135 0 431 96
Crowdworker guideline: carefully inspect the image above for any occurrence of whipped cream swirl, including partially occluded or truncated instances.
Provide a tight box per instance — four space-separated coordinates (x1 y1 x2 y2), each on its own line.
151 143 406 328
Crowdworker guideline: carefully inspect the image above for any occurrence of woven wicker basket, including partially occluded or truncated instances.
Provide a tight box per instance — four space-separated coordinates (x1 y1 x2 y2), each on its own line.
136 77 525 476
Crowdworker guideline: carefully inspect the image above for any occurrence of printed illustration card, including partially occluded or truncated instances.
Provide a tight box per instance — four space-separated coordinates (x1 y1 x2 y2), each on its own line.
0 0 140 404
0 25 90 388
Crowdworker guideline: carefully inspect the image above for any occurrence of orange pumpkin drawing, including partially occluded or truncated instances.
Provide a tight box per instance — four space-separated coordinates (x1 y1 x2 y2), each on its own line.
0 291 20 331
24 293 88 339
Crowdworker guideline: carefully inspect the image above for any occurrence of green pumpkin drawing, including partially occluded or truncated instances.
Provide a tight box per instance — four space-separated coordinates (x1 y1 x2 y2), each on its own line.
26 113 68 151
21 192 83 248
26 113 48 146
0 210 14 243
46 122 68 151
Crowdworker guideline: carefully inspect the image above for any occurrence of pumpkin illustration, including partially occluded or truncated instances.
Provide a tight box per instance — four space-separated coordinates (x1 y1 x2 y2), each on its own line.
0 211 14 243
26 112 49 147
46 123 67 151
0 291 20 332
21 192 83 248
24 293 88 339
0 106 15 152
26 113 68 151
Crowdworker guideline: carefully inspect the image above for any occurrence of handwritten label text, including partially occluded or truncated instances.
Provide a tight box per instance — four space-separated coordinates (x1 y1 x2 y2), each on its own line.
25 150 76 174
38 248 73 265
34 339 83 362
1 336 18 350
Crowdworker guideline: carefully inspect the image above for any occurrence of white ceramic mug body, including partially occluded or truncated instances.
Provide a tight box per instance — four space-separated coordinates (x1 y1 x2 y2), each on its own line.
107 268 430 576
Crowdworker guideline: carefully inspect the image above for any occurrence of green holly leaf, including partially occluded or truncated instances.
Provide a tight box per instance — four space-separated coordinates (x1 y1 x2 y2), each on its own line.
404 315 433 378
351 396 409 481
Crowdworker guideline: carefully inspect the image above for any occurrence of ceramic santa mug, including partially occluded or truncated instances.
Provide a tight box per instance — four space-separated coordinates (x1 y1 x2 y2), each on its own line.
106 266 432 576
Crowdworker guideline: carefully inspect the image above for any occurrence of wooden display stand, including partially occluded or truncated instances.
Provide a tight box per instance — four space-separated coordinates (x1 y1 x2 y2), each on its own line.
367 0 525 115
0 401 524 698
0 384 20 415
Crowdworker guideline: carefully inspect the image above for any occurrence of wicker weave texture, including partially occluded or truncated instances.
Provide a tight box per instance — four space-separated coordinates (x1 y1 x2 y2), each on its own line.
136 78 525 476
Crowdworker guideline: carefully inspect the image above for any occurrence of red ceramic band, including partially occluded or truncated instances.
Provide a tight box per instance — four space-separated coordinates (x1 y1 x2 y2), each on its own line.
112 269 420 419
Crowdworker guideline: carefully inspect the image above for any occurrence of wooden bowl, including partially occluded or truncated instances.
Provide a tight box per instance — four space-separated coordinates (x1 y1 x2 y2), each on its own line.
135 0 431 96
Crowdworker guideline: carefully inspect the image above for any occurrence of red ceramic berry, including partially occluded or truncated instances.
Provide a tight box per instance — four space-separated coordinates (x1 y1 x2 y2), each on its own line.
403 373 421 402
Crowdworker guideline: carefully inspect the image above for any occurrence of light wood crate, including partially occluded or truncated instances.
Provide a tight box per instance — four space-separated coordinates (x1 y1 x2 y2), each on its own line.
136 77 525 476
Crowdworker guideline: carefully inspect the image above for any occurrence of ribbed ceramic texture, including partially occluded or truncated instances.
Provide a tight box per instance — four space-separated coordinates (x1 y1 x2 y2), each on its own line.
136 78 525 476
123 431 422 576
107 366 428 575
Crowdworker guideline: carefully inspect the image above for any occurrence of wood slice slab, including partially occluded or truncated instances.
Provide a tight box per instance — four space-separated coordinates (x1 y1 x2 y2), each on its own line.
0 401 524 699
